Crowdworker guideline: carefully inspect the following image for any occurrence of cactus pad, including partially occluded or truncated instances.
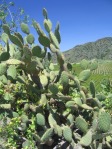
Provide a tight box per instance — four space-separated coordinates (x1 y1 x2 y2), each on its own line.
48 83 58 95
41 128 54 143
60 71 69 86
0 63 7 76
26 34 35 44
75 116 88 133
98 112 111 132
20 23 30 34
90 81 95 98
79 69 91 81
49 31 59 49
63 126 72 142
44 19 52 32
80 129 92 146
36 113 45 126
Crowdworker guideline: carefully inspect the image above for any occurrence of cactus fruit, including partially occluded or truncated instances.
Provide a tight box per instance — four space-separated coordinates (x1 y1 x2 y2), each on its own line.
36 113 45 126
75 116 88 133
20 23 30 34
98 112 111 132
26 34 35 44
63 126 72 142
41 128 54 143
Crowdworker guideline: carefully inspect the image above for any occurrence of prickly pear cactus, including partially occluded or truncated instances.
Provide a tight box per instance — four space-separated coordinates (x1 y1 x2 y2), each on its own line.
0 8 111 149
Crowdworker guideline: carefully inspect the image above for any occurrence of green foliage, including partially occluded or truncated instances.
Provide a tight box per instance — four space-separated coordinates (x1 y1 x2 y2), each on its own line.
0 1 29 34
0 6 112 149
60 37 112 63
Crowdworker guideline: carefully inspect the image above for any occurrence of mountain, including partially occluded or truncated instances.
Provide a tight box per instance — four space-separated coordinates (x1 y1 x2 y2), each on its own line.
53 37 112 63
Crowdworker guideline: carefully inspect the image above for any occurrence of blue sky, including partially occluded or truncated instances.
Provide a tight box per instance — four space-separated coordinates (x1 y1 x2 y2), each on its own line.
3 0 112 51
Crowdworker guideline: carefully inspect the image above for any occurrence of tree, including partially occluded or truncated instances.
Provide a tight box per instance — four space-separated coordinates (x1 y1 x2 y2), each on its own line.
0 0 29 33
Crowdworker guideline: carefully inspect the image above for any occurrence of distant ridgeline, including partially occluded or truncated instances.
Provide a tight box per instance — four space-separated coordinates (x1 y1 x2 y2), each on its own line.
52 37 112 63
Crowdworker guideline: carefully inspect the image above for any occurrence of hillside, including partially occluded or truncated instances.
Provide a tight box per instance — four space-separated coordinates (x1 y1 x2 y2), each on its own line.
64 37 112 63
53 37 112 63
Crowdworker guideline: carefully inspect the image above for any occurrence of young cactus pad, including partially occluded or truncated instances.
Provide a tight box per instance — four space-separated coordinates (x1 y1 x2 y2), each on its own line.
98 112 111 133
